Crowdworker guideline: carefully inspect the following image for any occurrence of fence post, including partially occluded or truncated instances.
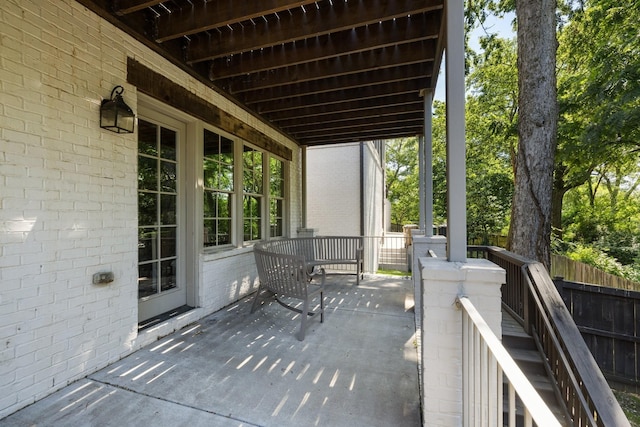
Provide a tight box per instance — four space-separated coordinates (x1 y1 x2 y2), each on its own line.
552 276 564 294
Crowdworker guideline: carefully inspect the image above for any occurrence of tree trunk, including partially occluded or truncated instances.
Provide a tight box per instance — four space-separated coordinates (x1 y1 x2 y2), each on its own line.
551 163 567 239
508 0 558 271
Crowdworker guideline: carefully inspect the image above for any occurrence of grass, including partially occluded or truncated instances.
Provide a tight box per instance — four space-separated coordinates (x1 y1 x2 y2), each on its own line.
614 390 640 426
376 269 409 277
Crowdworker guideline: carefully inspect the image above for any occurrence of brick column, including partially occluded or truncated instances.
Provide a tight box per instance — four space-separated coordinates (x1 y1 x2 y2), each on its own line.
419 257 504 426
411 234 447 320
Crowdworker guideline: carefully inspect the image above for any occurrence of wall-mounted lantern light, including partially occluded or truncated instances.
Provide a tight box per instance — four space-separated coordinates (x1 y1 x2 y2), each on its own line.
100 85 135 134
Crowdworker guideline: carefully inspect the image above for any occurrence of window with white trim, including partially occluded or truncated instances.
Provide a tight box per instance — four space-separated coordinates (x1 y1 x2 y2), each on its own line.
269 157 285 238
243 146 263 242
203 129 234 247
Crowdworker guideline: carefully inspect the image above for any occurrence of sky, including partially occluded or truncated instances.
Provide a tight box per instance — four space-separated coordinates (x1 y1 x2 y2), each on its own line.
434 12 516 101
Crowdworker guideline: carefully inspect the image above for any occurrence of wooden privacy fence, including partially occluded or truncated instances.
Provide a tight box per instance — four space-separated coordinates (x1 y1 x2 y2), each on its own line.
555 278 640 390
551 254 640 291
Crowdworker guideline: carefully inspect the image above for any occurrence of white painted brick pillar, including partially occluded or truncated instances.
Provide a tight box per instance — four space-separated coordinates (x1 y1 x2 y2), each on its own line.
419 257 505 426
411 234 447 320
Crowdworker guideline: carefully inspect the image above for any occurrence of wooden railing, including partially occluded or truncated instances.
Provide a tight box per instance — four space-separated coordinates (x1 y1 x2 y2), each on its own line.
469 246 629 427
457 295 561 427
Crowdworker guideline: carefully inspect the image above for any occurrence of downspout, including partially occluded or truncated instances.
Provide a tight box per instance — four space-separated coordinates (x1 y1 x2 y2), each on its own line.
380 141 386 235
360 141 365 237
418 135 426 232
301 145 307 229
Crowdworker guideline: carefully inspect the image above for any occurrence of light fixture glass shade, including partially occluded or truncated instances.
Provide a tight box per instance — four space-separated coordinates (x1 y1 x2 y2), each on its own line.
100 86 135 133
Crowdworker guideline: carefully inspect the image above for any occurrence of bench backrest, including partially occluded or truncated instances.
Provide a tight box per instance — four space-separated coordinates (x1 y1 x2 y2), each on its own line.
257 237 362 262
312 236 362 261
253 247 309 300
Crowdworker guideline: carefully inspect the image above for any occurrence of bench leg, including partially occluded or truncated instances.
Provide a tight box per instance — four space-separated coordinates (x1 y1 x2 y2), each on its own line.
297 298 310 341
296 291 324 341
250 285 268 313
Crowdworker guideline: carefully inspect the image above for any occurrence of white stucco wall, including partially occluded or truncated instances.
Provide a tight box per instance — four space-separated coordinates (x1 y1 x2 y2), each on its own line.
0 0 301 418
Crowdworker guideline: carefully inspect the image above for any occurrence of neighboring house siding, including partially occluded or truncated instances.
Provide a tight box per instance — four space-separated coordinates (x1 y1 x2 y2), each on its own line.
306 144 360 235
362 142 385 239
306 142 384 237
0 0 301 418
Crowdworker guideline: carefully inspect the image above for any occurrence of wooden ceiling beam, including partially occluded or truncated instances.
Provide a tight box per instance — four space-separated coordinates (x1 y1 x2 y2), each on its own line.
239 64 431 104
77 0 445 148
114 0 163 16
209 12 440 81
155 1 318 42
287 115 424 138
274 103 424 129
215 40 435 92
264 93 424 121
255 78 428 114
300 128 423 146
187 0 443 63
294 121 423 139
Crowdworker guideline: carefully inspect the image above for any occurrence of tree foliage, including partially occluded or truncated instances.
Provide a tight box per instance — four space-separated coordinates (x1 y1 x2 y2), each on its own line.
554 0 640 239
385 0 640 275
385 137 420 227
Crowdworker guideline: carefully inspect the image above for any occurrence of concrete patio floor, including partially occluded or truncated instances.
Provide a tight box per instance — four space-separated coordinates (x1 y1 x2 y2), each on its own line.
2 274 421 426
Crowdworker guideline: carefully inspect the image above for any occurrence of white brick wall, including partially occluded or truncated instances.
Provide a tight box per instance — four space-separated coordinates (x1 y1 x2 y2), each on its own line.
200 250 260 312
306 142 384 237
0 0 301 418
307 144 361 235
419 258 504 426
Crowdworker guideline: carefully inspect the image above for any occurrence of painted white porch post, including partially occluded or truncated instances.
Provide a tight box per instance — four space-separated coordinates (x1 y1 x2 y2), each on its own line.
412 92 445 293
445 0 467 262
423 90 434 238
418 135 426 231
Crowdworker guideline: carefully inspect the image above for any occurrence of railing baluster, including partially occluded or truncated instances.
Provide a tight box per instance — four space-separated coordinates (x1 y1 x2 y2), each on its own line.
509 383 516 427
463 311 470 426
525 409 532 427
481 339 488 425
497 365 504 427
472 320 477 427
488 351 497 426
458 296 561 427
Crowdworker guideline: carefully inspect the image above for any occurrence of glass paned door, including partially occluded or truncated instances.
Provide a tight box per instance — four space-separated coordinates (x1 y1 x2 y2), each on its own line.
137 117 186 322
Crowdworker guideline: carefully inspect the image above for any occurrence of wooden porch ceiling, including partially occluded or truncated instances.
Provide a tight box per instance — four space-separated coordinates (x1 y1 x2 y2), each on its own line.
78 0 445 146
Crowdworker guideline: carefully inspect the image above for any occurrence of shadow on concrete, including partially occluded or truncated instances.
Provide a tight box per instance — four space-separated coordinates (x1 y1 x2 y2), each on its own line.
3 275 420 427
